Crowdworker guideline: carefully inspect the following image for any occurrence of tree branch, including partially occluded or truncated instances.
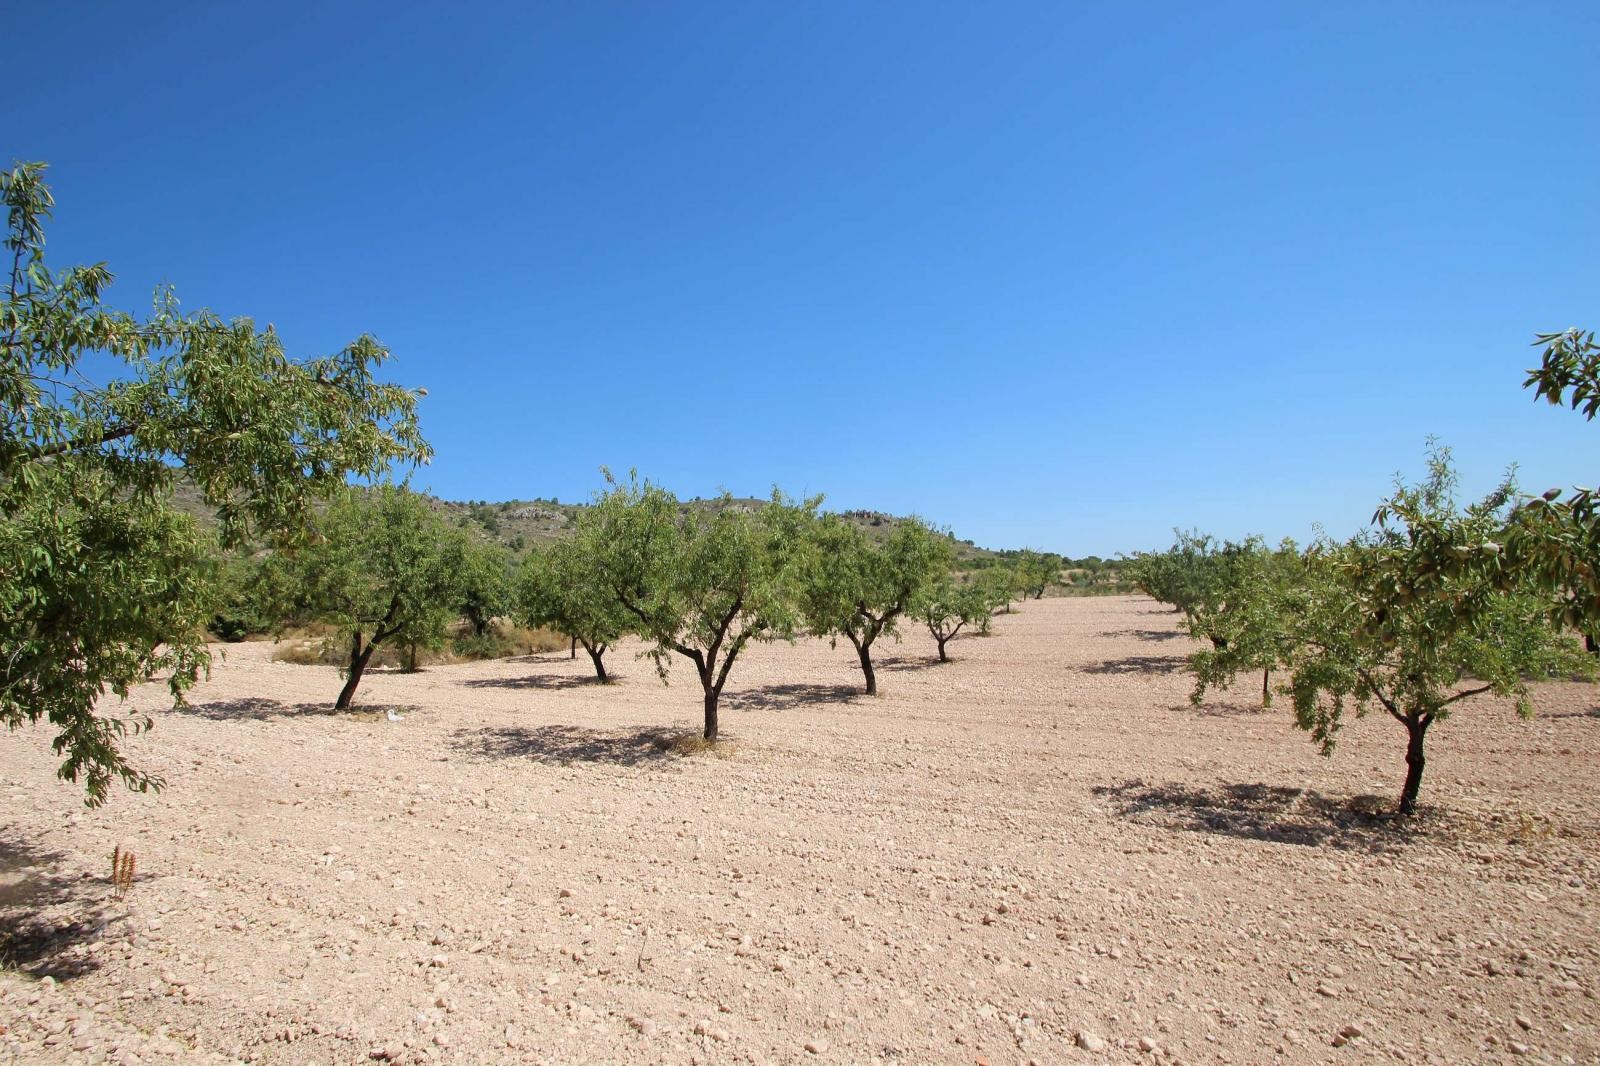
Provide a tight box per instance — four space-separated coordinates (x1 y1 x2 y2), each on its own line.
1439 683 1494 708
23 422 140 461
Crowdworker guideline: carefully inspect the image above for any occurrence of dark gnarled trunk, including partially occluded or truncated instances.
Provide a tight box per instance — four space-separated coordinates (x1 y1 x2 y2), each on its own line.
582 640 608 682
702 685 720 740
858 643 877 695
847 630 878 696
1399 714 1431 815
336 631 376 710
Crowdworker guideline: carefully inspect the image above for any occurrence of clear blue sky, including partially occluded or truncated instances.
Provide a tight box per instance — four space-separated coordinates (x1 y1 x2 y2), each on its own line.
14 2 1598 556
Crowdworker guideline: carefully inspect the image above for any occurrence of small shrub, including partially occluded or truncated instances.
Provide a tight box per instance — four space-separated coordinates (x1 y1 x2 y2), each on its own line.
208 614 253 642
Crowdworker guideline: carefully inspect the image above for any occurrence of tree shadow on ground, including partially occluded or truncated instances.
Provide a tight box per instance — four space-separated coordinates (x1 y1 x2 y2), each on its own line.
449 724 687 766
170 697 343 721
1173 700 1276 718
1081 654 1187 676
723 683 861 712
1092 779 1422 851
1097 629 1183 643
0 837 118 980
462 674 602 691
1544 705 1600 719
870 655 941 673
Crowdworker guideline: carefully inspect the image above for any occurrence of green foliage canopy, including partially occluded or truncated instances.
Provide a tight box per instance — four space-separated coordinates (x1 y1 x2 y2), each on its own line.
0 162 429 802
587 473 816 739
517 531 630 681
1511 328 1599 650
1186 538 1307 707
1276 449 1592 813
911 576 993 662
273 486 459 709
797 515 949 695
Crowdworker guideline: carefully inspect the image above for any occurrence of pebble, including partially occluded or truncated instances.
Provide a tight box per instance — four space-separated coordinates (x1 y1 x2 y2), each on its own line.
805 1038 829 1054
1075 1030 1107 1052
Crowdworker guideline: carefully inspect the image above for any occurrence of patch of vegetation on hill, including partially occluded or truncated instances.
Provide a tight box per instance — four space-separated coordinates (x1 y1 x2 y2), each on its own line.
173 480 1126 587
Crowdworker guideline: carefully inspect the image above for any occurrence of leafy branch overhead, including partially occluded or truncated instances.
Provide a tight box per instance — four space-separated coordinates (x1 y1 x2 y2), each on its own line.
0 160 431 803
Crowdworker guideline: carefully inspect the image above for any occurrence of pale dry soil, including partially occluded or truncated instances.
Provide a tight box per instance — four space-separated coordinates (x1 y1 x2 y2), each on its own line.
1 597 1597 1065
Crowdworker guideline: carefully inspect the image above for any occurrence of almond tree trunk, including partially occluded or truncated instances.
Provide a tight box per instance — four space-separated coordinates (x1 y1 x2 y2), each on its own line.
581 640 608 682
336 632 377 710
1399 715 1431 815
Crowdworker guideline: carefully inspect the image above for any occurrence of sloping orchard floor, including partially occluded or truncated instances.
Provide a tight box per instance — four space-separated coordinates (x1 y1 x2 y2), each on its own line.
0 596 1596 1064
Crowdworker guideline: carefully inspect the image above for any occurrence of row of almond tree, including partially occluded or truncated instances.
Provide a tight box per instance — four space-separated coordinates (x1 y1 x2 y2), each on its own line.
234 477 1063 734
1126 337 1600 815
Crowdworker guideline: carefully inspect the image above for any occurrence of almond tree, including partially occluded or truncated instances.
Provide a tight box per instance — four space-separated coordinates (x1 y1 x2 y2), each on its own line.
588 474 816 739
517 533 629 681
1186 538 1306 707
1513 327 1599 654
456 536 512 640
279 486 463 709
798 515 949 694
1015 548 1061 600
1281 448 1593 814
0 162 428 803
912 576 992 662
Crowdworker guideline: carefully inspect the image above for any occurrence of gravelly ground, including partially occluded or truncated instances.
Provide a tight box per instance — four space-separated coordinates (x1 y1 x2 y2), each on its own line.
1 596 1596 1065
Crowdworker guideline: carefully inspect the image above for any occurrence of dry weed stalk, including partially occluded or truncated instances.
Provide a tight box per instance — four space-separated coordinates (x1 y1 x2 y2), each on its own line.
111 845 136 899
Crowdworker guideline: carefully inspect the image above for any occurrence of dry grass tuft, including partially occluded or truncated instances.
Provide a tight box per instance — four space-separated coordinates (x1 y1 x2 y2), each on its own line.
270 639 335 666
653 732 739 758
111 845 136 899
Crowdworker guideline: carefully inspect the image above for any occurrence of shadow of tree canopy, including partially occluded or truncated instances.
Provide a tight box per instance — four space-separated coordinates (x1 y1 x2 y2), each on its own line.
1081 654 1188 676
450 725 685 766
722 683 862 711
1173 700 1277 718
1095 629 1184 643
871 655 940 673
170 697 344 721
462 674 603 691
1092 779 1419 851
0 837 117 980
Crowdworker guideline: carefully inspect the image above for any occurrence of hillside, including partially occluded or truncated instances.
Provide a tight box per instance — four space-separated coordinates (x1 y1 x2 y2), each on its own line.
168 480 1128 587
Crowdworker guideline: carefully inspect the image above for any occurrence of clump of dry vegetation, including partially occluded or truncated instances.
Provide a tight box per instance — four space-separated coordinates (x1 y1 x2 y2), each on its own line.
271 621 568 670
652 731 739 758
110 846 136 899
